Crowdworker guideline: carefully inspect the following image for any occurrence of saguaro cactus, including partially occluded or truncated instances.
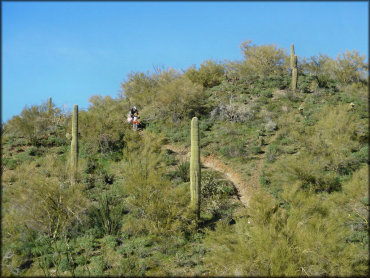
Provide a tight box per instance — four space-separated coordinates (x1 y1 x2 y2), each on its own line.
190 117 201 218
291 44 298 91
290 44 295 68
70 104 79 184
48 97 52 114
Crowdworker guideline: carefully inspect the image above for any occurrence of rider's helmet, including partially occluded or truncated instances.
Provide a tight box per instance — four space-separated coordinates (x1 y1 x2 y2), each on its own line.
133 106 137 111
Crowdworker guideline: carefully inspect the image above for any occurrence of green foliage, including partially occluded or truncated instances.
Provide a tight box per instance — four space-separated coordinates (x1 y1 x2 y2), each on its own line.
219 139 246 158
297 74 317 93
89 190 127 236
2 154 88 275
302 50 367 86
3 155 87 239
265 143 281 163
175 161 190 182
334 50 368 84
204 182 368 276
121 132 196 236
156 75 207 121
120 70 158 108
201 170 235 198
3 157 18 170
302 54 337 88
5 99 65 146
78 95 127 156
121 68 208 123
247 74 290 95
266 104 366 194
184 59 225 89
238 40 289 77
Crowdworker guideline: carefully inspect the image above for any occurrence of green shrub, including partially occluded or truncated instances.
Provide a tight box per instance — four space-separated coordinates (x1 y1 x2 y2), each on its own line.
201 171 235 198
261 90 273 98
3 157 17 170
185 59 225 89
175 161 190 182
250 145 263 155
297 74 317 93
121 132 195 236
89 190 126 236
5 99 64 146
27 146 43 156
78 95 127 156
239 40 289 77
219 140 245 158
266 143 280 163
3 155 88 242
204 186 367 276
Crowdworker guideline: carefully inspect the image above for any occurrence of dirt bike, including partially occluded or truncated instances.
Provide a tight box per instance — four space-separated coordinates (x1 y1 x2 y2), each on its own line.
132 116 139 130
127 115 140 130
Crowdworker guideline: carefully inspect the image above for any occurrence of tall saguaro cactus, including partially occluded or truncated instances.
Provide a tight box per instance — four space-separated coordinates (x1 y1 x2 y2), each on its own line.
190 117 201 218
70 104 79 184
291 44 298 91
48 97 52 114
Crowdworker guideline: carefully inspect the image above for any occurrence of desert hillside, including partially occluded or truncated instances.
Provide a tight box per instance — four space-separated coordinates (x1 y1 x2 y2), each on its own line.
1 41 368 276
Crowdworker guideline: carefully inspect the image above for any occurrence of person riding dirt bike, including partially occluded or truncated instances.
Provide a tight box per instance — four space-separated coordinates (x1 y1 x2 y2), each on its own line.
127 106 140 130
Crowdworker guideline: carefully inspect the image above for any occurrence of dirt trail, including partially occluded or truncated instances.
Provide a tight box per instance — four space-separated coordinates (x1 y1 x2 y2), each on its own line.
201 154 252 206
247 132 279 190
165 132 278 207
165 144 252 206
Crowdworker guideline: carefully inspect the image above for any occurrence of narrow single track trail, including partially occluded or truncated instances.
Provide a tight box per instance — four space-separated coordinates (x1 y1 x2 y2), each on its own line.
165 132 278 207
247 132 279 191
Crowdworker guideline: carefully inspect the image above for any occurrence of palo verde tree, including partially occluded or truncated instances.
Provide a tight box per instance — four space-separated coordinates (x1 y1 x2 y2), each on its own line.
239 40 288 77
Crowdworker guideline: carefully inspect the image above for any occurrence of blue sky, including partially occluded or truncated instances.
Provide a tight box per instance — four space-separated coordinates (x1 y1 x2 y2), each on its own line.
2 1 368 122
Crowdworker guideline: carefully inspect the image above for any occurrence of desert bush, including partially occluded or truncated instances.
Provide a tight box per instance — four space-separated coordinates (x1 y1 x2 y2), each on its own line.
78 95 128 156
200 170 236 221
173 161 190 182
3 157 18 170
210 102 256 123
6 99 64 146
238 40 289 77
204 186 367 276
264 119 278 132
201 170 235 198
120 70 158 108
219 139 246 158
302 54 337 88
121 68 209 123
247 75 290 94
303 50 367 86
297 74 317 93
266 104 366 194
89 189 127 236
265 143 280 163
156 75 207 121
184 59 225 89
120 132 196 236
2 154 88 275
334 50 368 84
3 155 87 239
